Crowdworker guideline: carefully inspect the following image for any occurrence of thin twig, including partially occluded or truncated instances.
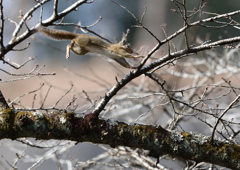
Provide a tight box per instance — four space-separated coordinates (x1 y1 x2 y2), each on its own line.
211 95 240 144
9 83 44 105
40 85 52 108
0 0 4 51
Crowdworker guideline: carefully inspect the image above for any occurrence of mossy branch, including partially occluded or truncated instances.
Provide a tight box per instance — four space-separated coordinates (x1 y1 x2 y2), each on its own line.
0 107 239 169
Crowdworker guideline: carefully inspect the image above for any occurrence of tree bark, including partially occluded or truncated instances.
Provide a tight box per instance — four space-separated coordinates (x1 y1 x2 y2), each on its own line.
0 106 239 169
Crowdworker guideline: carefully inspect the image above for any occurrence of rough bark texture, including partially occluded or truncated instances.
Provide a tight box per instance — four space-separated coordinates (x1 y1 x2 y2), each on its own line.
0 108 239 169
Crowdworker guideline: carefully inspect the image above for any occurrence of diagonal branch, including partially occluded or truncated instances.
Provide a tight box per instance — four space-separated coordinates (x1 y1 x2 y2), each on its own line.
92 36 240 117
10 0 51 43
211 95 240 143
1 0 88 59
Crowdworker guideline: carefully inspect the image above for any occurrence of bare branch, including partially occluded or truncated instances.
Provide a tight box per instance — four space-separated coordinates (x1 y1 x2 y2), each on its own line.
0 0 4 51
11 0 51 43
53 0 59 18
211 95 240 144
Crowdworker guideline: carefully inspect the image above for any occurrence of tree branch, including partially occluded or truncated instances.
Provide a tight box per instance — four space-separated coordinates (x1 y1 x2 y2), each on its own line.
0 0 4 52
92 36 240 117
0 0 88 59
0 107 239 169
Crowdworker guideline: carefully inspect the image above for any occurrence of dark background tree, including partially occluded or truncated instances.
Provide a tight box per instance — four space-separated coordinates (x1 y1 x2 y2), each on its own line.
0 0 240 169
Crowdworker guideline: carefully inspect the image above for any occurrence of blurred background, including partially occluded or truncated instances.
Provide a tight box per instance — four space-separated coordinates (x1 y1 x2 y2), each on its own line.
0 0 240 169
1 0 166 106
2 0 240 105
